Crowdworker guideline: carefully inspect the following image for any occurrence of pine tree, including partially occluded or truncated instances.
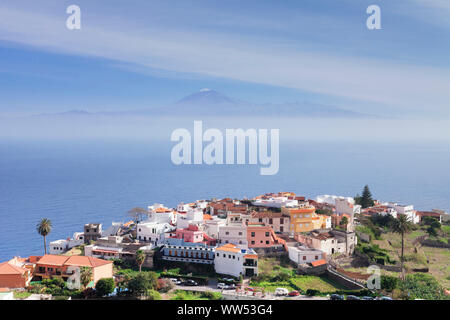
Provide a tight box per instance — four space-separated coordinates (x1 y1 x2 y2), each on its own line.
360 185 374 208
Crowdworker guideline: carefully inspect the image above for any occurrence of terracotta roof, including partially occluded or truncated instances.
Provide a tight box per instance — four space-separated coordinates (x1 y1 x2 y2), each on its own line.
311 259 327 267
36 255 69 266
0 262 27 275
216 243 241 253
244 254 258 259
36 254 112 268
64 255 112 268
203 214 212 220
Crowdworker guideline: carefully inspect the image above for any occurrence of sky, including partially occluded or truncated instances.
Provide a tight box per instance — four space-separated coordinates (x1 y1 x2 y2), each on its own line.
0 0 449 118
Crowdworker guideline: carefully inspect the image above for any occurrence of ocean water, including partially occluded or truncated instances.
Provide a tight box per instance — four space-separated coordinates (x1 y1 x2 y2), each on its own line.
0 139 449 261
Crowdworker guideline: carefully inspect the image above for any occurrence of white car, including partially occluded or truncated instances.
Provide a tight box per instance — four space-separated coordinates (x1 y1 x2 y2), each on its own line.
274 288 289 296
217 283 227 289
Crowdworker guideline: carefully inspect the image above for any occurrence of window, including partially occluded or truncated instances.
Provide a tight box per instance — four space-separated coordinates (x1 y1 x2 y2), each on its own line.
223 254 226 257
238 232 242 236
315 256 318 259
280 218 284 224
229 255 231 259
269 218 273 224
265 232 269 237
226 231 229 235
266 241 269 244
280 226 284 232
251 232 255 237
259 218 262 222
303 256 306 260
251 241 255 245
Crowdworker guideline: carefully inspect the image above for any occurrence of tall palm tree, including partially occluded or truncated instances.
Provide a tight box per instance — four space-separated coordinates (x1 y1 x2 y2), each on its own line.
135 250 146 272
391 214 413 280
36 218 52 255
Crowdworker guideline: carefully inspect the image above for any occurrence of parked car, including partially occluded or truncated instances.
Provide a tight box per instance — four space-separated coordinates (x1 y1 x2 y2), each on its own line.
274 288 289 296
183 280 198 286
217 283 227 289
330 294 344 300
361 296 374 300
377 296 393 300
288 290 300 297
226 283 236 289
170 278 182 285
346 295 360 300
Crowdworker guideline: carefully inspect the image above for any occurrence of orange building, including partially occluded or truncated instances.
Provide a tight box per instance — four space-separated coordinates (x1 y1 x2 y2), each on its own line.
34 254 113 286
282 206 330 233
0 257 34 288
247 224 286 250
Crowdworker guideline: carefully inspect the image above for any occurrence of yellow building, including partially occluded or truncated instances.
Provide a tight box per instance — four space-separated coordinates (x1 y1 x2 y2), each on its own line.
282 206 329 233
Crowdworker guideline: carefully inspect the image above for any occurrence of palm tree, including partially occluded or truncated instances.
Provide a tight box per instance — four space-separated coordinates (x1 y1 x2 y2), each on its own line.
135 250 146 272
36 218 52 255
391 214 413 280
80 266 92 289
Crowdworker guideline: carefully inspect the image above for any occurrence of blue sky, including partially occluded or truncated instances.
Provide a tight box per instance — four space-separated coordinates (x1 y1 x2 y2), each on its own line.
0 0 449 117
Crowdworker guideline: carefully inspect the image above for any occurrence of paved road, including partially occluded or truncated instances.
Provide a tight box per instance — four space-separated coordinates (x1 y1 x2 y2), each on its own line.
174 284 328 300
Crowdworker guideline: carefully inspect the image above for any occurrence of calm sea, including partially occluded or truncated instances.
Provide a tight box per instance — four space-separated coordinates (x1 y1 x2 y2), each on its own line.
1 139 449 261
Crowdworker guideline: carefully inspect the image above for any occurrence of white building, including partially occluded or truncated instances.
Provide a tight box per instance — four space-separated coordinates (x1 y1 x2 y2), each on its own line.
203 216 226 239
137 221 175 245
217 214 248 248
214 243 258 278
102 222 123 237
252 196 298 208
176 208 204 229
147 203 177 224
288 245 324 265
49 232 84 255
386 202 419 224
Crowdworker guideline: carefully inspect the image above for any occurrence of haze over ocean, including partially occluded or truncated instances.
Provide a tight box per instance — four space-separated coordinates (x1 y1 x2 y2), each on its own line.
1 139 449 261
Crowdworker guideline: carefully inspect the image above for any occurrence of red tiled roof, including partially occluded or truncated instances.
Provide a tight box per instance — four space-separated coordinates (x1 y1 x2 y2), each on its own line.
0 262 27 275
311 259 326 267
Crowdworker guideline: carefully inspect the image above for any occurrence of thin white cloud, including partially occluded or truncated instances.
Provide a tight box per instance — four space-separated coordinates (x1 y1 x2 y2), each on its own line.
0 3 449 116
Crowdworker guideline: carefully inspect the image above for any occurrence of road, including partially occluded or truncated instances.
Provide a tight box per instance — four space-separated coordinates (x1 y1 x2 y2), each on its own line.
174 284 328 300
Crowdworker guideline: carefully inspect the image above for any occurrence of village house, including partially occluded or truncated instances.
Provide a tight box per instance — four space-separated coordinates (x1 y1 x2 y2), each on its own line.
176 207 204 229
32 254 113 288
209 198 248 216
49 232 85 255
249 210 290 233
296 229 357 256
416 210 443 223
214 243 258 278
84 223 103 244
161 224 217 264
217 213 248 248
288 244 324 265
0 257 35 288
247 223 286 251
283 205 331 234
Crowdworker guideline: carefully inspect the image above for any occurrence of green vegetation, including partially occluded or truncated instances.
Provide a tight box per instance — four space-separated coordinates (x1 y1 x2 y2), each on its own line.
95 278 115 297
356 243 396 265
399 273 447 300
27 278 83 298
355 185 374 208
289 275 345 293
391 214 414 279
126 272 158 297
171 290 222 300
135 250 146 272
13 291 32 299
36 218 52 255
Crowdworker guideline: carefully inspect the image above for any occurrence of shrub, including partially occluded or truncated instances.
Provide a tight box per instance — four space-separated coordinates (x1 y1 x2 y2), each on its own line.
95 278 115 297
127 272 158 297
306 289 319 296
157 278 174 293
146 289 162 300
